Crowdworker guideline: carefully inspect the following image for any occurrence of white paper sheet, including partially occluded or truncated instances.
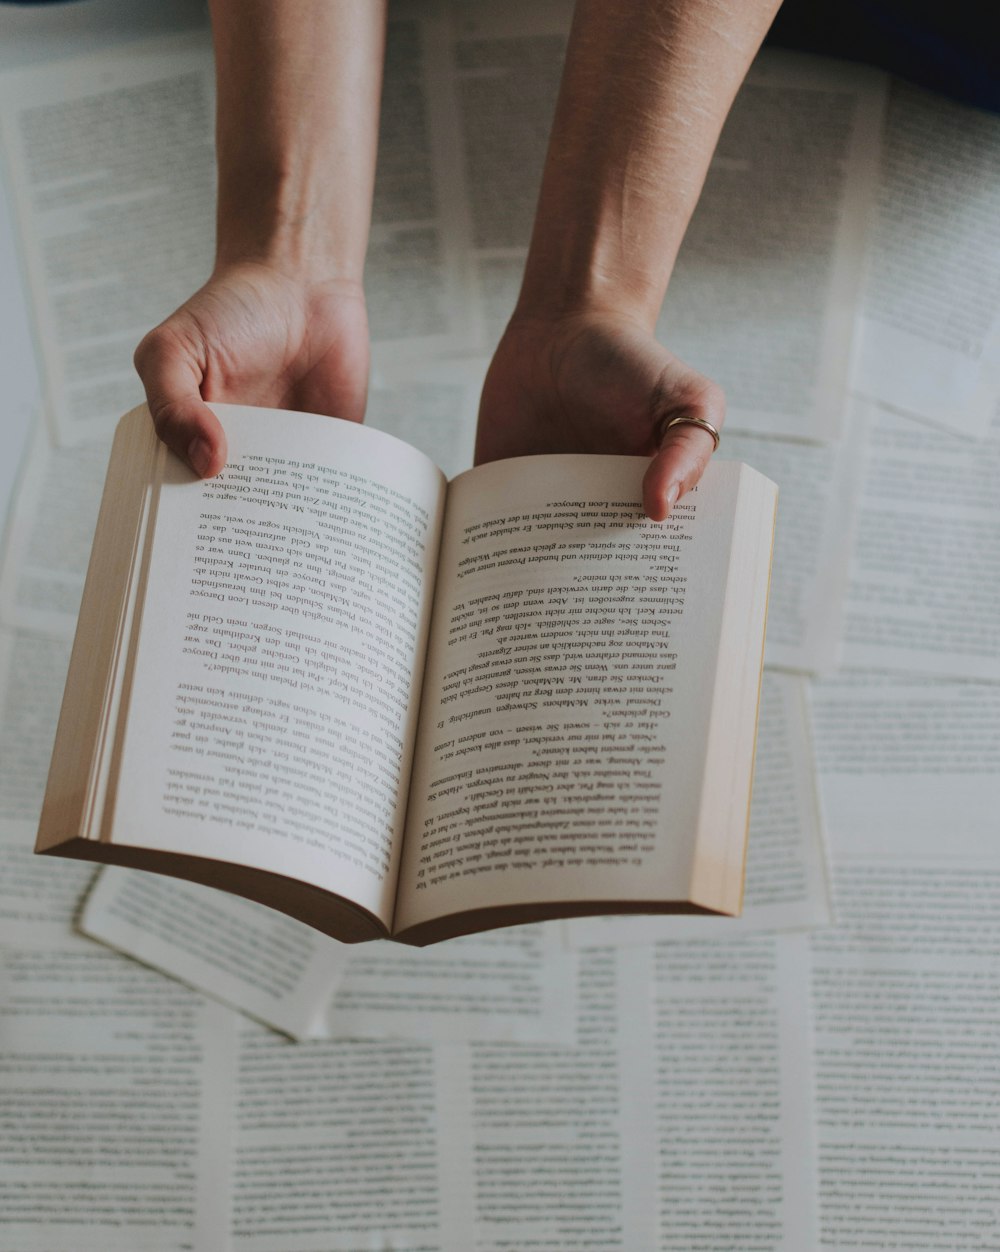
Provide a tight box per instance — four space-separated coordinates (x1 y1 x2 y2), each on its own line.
0 817 95 947
458 946 658 1250
0 627 71 823
80 867 351 1041
0 428 111 637
854 81 1000 436
812 858 1000 1249
812 670 1000 861
723 400 870 674
841 403 1000 679
326 922 577 1044
640 934 818 1249
0 937 236 1252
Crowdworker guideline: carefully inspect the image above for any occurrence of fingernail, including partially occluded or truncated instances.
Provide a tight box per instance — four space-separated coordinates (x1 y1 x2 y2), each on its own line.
187 436 212 477
664 483 680 514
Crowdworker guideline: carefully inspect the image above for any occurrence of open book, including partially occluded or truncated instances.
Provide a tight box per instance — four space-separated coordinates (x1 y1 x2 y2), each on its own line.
37 405 776 945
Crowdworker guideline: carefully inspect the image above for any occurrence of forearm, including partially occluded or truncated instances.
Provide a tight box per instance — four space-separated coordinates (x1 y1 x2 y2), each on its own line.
209 0 386 282
518 0 781 328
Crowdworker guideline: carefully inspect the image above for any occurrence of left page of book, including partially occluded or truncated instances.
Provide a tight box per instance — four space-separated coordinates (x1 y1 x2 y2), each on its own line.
0 35 216 445
0 937 236 1252
106 405 446 933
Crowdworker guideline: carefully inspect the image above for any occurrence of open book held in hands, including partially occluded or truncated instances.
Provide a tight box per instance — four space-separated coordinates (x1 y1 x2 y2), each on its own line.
37 405 776 945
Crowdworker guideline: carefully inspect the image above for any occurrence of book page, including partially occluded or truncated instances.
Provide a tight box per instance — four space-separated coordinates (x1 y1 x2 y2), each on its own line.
841 403 1000 679
854 82 1000 437
326 923 577 1044
812 859 1000 1248
112 406 445 929
640 935 817 1249
723 400 870 674
445 946 658 1250
0 817 95 946
0 36 216 444
79 866 351 1041
0 938 235 1251
232 1023 476 1250
812 671 1000 860
565 673 831 946
396 456 772 931
0 428 110 637
0 627 71 822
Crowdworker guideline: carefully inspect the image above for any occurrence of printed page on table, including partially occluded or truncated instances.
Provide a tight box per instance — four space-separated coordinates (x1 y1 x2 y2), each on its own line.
0 426 111 638
0 34 216 446
657 49 885 442
565 673 831 946
811 858 1000 1249
631 935 818 1250
325 921 577 1044
80 866 351 1041
722 399 870 675
110 406 446 933
0 817 95 948
0 936 236 1252
0 626 71 826
812 669 1000 867
840 401 1000 680
854 81 1000 438
435 946 659 1251
232 1019 476 1251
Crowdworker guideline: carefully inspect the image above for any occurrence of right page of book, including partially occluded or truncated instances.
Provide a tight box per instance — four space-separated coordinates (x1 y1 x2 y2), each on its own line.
394 455 774 933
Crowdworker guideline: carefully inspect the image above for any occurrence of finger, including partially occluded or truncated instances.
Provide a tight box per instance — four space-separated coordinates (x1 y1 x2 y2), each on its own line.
134 328 227 477
642 423 718 521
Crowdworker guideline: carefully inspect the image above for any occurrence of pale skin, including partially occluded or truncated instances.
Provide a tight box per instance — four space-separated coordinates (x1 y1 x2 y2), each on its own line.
135 0 783 519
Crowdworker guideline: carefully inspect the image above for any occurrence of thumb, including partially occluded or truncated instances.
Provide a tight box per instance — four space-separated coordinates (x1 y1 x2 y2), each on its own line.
642 380 725 522
134 326 227 477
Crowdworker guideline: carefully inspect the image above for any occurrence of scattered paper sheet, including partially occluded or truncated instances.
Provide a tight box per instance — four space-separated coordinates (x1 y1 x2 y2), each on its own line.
80 867 352 1041
0 627 71 823
0 937 236 1251
724 400 871 674
811 859 1000 1249
326 922 578 1044
854 81 1000 436
841 402 1000 679
0 428 111 637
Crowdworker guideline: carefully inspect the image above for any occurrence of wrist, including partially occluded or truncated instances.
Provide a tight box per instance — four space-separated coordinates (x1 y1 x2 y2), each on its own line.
215 160 366 284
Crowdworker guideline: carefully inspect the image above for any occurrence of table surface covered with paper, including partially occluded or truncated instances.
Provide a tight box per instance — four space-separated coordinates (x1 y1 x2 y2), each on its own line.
0 1 998 1248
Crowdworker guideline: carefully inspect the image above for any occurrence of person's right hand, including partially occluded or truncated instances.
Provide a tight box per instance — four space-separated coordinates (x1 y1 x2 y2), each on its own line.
133 261 371 478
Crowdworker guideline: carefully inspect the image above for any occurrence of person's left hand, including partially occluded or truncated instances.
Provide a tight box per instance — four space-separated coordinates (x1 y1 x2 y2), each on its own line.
475 309 724 520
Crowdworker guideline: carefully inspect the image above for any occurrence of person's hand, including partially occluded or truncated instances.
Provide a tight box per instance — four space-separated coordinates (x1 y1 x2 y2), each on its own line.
134 261 371 477
475 311 724 520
